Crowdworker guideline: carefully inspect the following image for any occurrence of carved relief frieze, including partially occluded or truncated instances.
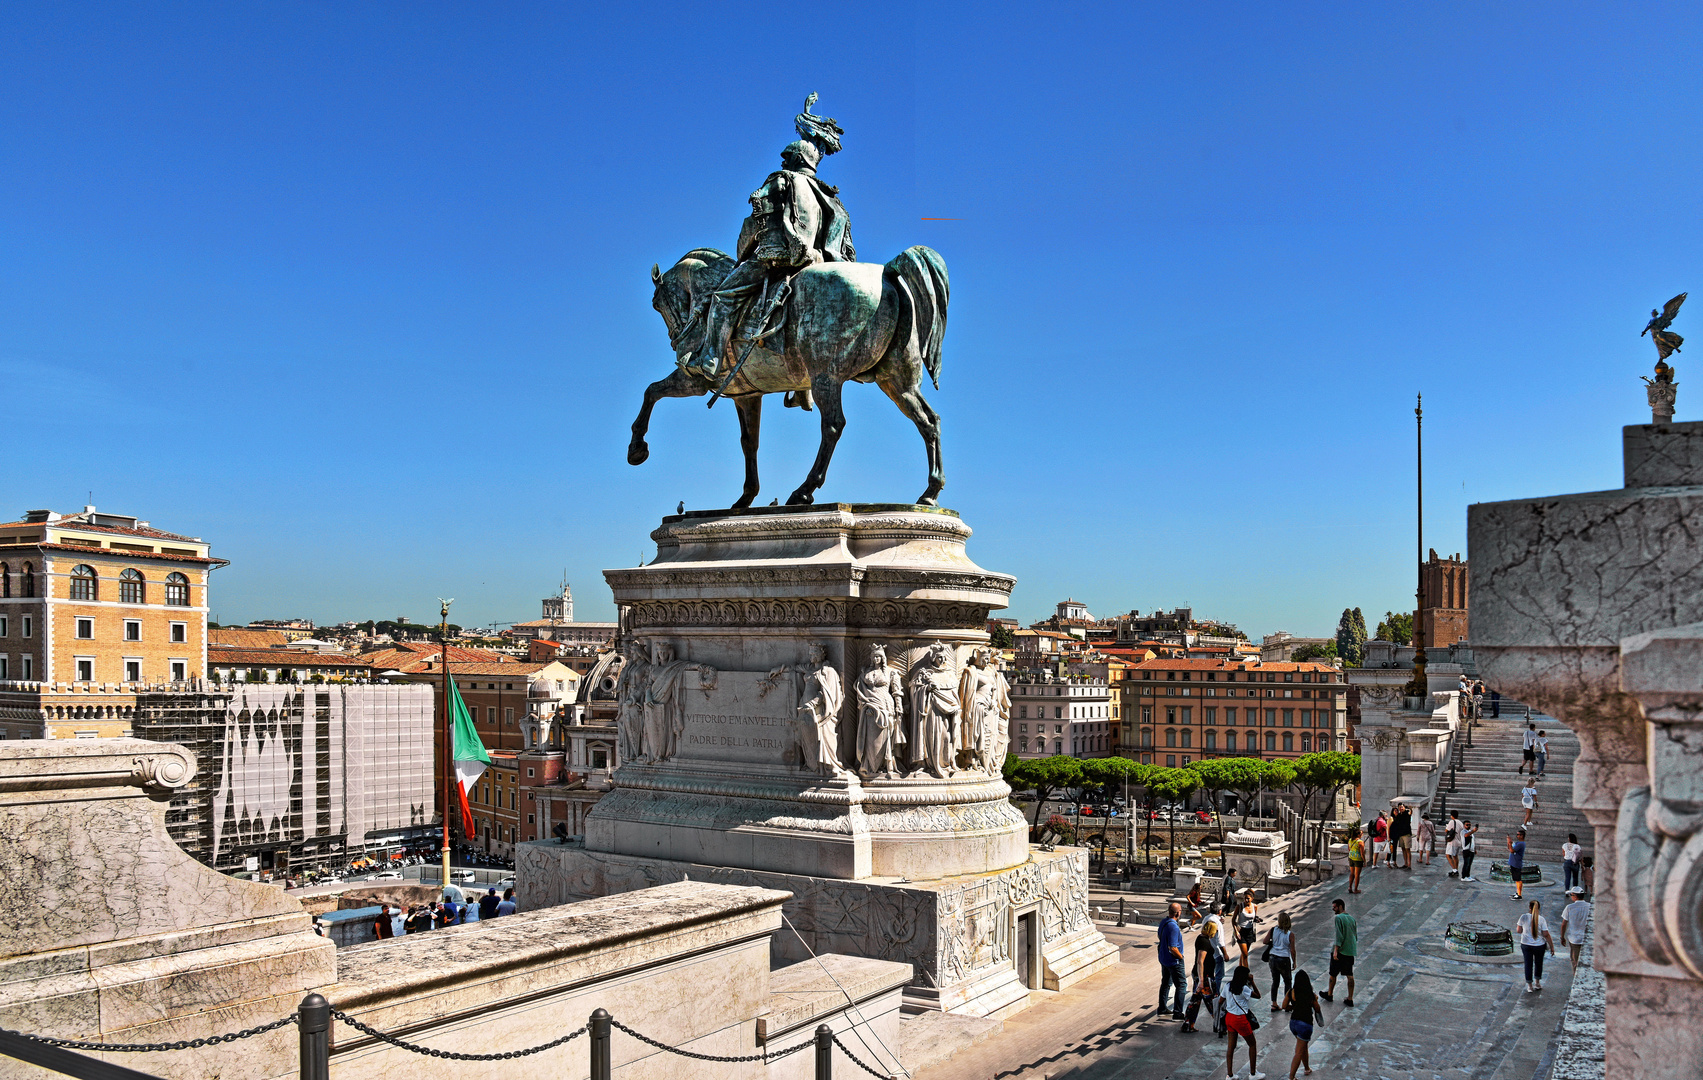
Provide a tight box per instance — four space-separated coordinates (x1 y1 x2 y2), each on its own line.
625 598 992 630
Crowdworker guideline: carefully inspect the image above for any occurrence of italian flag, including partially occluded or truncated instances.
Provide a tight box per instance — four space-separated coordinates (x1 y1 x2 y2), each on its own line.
448 677 490 837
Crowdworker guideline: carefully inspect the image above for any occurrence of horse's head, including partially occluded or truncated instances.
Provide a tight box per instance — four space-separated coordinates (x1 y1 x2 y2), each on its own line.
652 248 735 356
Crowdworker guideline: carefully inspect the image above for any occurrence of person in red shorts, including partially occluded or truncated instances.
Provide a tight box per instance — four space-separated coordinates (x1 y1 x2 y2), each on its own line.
1223 964 1266 1079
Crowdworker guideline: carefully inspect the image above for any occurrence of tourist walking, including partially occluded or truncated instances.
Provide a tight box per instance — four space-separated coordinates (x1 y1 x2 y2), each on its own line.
1490 689 1501 718
1370 812 1389 869
1416 813 1434 867
1444 811 1461 877
1521 778 1539 827
1389 804 1413 870
1560 887 1591 970
1516 899 1556 991
1508 827 1529 900
1459 820 1479 881
1534 731 1550 776
1519 723 1538 775
1561 833 1583 893
1158 902 1188 1019
1263 910 1295 1008
1284 969 1325 1079
1235 889 1261 967
1183 917 1224 1033
1222 965 1265 1080
1346 827 1365 893
1320 898 1356 1007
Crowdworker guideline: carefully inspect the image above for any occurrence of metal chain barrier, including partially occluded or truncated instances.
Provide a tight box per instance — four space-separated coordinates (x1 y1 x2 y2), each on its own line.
832 1031 899 1079
0 1014 296 1053
328 1009 586 1061
609 1018 815 1065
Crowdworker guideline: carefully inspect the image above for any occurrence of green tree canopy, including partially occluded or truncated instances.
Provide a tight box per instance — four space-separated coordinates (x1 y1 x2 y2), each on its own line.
1006 755 1085 827
1335 607 1368 667
989 624 1016 649
1375 610 1413 645
1291 640 1338 663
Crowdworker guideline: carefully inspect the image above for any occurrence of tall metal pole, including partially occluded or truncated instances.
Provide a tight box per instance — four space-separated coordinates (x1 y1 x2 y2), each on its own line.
1407 395 1428 698
439 598 454 891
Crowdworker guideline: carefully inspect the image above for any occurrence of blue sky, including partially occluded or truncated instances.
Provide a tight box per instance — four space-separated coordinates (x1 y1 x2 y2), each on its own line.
4 4 1699 635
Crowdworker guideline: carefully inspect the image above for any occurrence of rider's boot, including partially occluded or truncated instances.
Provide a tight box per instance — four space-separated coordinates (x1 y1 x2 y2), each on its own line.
689 297 733 378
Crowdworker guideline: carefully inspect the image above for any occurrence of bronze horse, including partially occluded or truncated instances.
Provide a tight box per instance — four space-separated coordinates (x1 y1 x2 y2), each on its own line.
629 245 950 507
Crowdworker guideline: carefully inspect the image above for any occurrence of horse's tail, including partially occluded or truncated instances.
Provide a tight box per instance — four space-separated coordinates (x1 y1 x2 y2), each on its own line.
884 245 950 389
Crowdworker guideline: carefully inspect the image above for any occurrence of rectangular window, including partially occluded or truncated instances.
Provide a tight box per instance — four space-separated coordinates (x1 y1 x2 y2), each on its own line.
21 656 30 679
76 618 93 639
0 616 7 636
1019 705 1026 718
0 657 6 679
1224 707 1235 725
170 661 186 681
125 620 141 641
527 814 535 824
1182 755 1191 766
1054 707 1062 719
22 617 31 638
76 658 93 682
527 767 535 777
1265 709 1277 726
1181 707 1192 724
1205 707 1217 723
1283 709 1294 727
170 622 186 643
487 707 496 723
124 660 141 681
1166 754 1177 767
1019 723 1027 734
505 707 514 723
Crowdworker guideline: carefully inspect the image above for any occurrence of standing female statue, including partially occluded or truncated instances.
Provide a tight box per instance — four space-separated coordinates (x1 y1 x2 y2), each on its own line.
906 642 960 779
855 644 905 779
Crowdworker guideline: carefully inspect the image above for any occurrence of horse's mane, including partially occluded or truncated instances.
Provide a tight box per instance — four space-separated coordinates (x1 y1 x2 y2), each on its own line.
680 247 733 266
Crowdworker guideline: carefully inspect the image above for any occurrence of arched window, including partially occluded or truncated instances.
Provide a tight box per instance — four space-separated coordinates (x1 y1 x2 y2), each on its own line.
70 564 96 601
1265 732 1277 752
165 572 189 607
1166 728 1177 748
120 568 145 604
1141 728 1153 748
1053 739 1063 754
0 563 8 598
1301 733 1312 752
1179 729 1192 748
1205 730 1217 750
21 563 34 597
1225 731 1237 751
1282 732 1294 752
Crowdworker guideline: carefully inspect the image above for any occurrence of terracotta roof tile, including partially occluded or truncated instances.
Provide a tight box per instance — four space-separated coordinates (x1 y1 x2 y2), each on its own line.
210 628 290 648
208 647 371 668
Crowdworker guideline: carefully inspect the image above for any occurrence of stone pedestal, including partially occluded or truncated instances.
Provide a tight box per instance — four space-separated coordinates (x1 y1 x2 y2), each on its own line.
522 505 1115 1016
1469 421 1703 1080
1219 830 1290 882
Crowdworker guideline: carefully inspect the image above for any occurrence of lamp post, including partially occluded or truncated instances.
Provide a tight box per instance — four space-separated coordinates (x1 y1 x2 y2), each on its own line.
1405 395 1429 700
438 597 454 892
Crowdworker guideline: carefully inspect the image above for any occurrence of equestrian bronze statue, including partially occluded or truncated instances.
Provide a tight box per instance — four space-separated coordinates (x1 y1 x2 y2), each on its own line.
628 95 950 508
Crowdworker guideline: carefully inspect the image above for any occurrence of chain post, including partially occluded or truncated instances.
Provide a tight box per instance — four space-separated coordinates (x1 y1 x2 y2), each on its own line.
590 1009 612 1080
815 1024 833 1080
298 993 330 1080
1116 897 1126 927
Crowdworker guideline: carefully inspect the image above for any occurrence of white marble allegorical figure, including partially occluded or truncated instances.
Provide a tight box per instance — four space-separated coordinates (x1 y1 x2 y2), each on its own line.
855 643 905 779
771 642 847 776
907 641 961 779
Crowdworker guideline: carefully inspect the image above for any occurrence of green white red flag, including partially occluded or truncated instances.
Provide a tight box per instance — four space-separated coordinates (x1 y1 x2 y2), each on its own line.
448 677 490 837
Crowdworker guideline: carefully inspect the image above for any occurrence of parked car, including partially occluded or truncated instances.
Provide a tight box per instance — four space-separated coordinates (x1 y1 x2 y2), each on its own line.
450 869 477 882
1194 809 1214 824
374 870 405 881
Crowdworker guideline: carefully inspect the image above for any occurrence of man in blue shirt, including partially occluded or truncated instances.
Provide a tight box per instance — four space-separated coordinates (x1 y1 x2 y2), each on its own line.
1157 901 1187 1020
1508 827 1528 900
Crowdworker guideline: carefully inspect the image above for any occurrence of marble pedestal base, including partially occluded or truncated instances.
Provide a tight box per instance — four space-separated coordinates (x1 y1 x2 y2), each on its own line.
517 841 1118 1018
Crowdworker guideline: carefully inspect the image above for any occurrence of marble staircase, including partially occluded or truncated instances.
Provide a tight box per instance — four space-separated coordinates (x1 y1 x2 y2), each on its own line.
1433 712 1593 875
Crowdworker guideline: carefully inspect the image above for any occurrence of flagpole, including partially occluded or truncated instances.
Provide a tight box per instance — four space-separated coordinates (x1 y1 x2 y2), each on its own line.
438 598 453 892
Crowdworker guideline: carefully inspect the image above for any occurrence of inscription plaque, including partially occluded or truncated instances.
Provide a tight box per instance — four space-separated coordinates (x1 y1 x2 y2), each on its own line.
676 669 805 767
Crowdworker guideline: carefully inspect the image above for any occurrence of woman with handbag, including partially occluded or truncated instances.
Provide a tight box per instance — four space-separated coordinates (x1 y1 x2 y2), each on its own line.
1223 964 1265 1080
1235 889 1261 969
1263 910 1295 1010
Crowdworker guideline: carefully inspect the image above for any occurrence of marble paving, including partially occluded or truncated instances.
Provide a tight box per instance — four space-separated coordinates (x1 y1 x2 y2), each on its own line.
914 858 1597 1080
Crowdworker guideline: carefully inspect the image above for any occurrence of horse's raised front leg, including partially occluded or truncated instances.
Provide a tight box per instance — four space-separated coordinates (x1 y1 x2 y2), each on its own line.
786 376 845 505
732 394 762 509
629 367 705 466
876 372 944 506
